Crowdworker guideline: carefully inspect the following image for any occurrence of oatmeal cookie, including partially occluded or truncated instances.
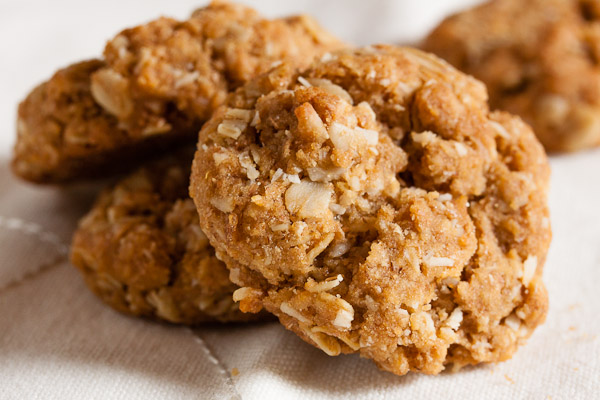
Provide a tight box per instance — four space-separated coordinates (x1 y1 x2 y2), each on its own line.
423 0 600 152
12 60 189 183
71 150 263 324
13 1 343 183
190 46 551 375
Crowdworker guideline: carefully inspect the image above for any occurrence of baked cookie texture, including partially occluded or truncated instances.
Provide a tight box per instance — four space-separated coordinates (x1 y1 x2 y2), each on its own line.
423 0 600 152
13 1 343 183
190 45 551 375
71 150 263 324
13 60 188 183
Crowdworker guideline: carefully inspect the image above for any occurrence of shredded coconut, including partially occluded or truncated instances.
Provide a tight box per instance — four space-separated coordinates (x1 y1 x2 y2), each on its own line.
446 307 463 330
332 299 354 329
522 255 538 286
297 76 312 87
490 120 510 139
505 314 521 331
438 193 453 202
426 256 454 267
305 274 343 293
280 302 310 324
454 142 468 156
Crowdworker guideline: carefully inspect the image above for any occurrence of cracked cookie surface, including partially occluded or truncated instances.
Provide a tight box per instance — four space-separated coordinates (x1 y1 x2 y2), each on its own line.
423 0 600 152
13 1 343 183
71 150 265 324
191 45 551 375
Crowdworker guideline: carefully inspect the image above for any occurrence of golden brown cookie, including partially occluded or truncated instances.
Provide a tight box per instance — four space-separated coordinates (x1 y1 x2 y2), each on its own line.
13 1 344 183
423 0 600 152
190 46 551 375
71 150 264 324
13 60 190 183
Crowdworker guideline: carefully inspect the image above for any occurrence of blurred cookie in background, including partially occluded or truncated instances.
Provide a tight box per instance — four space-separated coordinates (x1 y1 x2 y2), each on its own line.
424 0 600 152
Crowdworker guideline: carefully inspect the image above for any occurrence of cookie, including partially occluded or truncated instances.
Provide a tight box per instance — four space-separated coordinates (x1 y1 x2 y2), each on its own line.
423 0 600 152
190 46 551 375
70 150 265 324
12 60 189 183
13 1 344 183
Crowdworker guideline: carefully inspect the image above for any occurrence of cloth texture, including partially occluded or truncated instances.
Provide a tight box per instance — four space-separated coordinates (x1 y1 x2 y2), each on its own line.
1 1 599 399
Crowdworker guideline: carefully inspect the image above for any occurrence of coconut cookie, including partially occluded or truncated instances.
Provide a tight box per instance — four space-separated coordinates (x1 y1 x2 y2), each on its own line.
12 60 189 183
71 150 264 324
190 46 551 375
423 0 600 152
13 1 344 183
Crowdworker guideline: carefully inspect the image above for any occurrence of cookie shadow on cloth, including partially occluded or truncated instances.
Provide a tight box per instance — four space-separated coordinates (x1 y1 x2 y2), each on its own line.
199 322 491 395
0 262 268 394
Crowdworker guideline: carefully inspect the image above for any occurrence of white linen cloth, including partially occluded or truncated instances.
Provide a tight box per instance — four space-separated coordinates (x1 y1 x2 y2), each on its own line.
0 1 599 398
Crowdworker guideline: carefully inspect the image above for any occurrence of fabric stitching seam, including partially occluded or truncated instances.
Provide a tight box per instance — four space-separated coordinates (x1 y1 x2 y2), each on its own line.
0 215 69 255
189 328 242 400
0 256 65 296
0 215 70 294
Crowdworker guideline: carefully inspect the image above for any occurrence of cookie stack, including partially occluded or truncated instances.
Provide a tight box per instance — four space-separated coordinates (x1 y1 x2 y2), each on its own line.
14 0 565 376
